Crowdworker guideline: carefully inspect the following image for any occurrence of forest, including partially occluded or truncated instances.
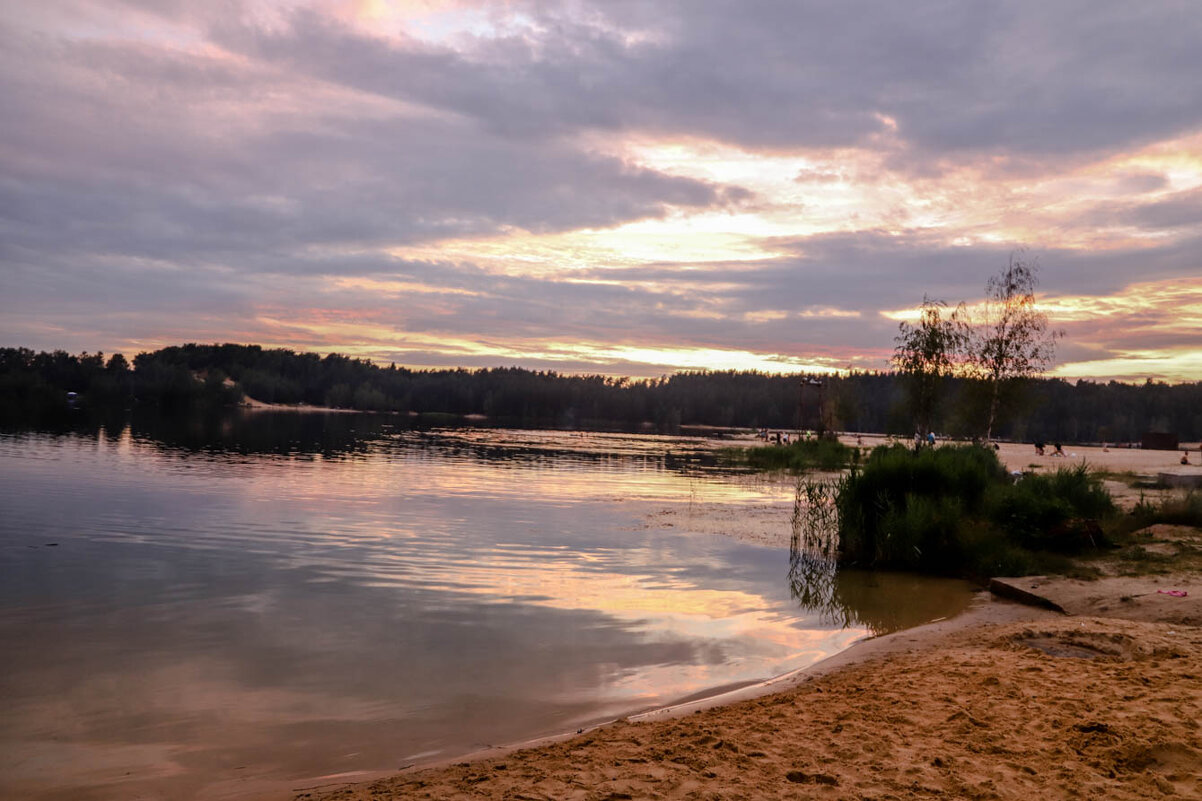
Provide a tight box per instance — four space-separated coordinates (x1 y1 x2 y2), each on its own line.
1 343 1200 443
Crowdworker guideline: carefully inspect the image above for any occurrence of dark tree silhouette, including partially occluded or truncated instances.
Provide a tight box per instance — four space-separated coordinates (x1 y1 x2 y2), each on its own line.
893 296 969 441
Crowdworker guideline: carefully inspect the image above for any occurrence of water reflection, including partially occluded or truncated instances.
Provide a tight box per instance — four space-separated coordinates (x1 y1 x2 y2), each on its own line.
787 477 975 635
787 478 845 626
5 409 741 463
0 420 971 800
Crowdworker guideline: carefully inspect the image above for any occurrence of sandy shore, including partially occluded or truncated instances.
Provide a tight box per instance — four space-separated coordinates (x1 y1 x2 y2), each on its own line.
298 442 1202 801
301 605 1200 801
848 435 1202 497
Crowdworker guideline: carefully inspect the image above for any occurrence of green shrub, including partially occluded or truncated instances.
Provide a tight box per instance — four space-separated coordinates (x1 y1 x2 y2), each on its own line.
836 445 1008 572
733 437 854 472
874 492 967 571
1112 490 1202 540
836 445 1117 577
958 525 1039 577
986 465 1114 553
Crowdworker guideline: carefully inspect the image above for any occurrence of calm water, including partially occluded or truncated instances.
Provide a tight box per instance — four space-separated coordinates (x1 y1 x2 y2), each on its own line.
0 413 974 799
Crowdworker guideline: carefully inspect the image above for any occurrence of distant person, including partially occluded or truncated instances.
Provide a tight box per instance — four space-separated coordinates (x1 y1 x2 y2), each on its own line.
1183 451 1191 465
1034 440 1045 455
1052 442 1065 457
927 431 936 447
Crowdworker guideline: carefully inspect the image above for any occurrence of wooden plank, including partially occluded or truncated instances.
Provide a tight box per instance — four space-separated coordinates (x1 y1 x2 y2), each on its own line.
989 577 1067 613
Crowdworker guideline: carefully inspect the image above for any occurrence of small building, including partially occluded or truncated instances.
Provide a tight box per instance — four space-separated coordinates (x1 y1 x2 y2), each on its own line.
1141 431 1178 450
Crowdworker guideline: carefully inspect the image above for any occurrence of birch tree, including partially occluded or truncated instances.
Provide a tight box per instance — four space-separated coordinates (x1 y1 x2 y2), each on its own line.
973 251 1060 441
893 296 968 442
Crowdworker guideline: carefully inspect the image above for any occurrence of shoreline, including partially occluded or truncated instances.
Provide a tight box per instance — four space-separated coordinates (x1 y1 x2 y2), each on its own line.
301 581 1200 801
291 594 1055 799
297 443 1202 801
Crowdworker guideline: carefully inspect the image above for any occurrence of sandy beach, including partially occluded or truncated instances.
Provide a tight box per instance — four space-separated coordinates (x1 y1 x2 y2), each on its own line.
301 603 1201 801
297 442 1202 801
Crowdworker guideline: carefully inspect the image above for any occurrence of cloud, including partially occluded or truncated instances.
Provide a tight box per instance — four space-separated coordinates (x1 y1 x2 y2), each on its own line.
2 1 1202 381
205 1 1202 162
1125 187 1202 230
0 17 744 269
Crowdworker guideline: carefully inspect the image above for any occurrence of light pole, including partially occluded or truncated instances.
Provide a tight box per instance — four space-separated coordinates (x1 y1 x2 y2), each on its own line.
800 377 824 436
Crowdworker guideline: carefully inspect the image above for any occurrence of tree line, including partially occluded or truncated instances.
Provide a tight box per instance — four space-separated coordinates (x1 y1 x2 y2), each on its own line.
1 343 1199 442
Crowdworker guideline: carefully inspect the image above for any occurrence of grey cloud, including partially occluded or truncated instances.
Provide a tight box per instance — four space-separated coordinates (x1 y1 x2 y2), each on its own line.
571 232 1017 313
211 1 1202 160
4 2 1202 377
1125 188 1202 230
1045 234 1202 297
1053 340 1116 365
7 220 1195 374
0 21 742 271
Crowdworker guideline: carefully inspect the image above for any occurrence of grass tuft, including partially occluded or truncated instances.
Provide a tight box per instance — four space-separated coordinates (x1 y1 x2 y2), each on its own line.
727 437 855 473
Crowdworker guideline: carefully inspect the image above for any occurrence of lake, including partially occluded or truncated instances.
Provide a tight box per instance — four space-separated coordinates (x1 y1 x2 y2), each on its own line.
0 412 974 799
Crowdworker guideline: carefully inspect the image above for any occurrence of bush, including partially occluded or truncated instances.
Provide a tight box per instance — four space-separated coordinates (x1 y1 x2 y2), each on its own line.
733 437 855 472
836 444 1007 571
986 463 1115 552
1121 491 1202 533
836 445 1116 577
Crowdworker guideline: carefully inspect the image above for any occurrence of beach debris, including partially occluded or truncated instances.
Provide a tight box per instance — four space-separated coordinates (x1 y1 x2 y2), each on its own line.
1157 589 1189 597
988 577 1068 613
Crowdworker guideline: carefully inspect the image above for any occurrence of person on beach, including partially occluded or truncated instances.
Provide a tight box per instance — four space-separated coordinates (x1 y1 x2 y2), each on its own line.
1052 442 1065 457
1034 440 1046 455
1183 451 1192 465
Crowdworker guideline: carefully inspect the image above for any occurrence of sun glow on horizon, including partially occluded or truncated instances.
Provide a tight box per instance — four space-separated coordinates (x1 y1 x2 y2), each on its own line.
878 278 1202 383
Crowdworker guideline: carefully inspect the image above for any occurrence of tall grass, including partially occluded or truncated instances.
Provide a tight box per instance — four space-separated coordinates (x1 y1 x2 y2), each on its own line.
986 462 1115 552
730 436 855 472
1125 490 1202 531
836 445 1117 578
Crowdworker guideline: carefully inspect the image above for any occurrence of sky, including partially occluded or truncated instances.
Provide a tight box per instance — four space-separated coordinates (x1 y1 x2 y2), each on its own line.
2 1 1201 382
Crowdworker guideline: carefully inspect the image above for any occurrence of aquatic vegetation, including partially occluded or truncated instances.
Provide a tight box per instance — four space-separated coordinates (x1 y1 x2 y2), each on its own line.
727 437 856 473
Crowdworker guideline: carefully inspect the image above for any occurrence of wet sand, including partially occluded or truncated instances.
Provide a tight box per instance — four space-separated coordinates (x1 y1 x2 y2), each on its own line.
301 441 1202 801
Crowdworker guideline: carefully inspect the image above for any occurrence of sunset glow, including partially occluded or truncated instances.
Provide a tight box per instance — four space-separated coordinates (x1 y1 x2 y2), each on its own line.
2 1 1201 382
